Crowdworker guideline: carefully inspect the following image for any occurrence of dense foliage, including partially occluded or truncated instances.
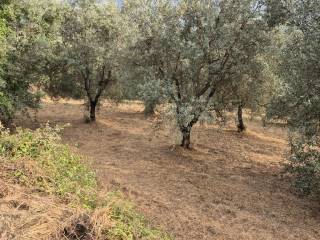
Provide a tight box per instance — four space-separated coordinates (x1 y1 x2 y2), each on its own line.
48 1 128 122
268 0 320 196
127 0 271 147
0 0 54 127
0 1 12 126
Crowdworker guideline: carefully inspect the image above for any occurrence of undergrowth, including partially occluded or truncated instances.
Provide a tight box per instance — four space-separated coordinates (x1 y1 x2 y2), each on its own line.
105 192 172 240
0 124 172 240
0 123 97 208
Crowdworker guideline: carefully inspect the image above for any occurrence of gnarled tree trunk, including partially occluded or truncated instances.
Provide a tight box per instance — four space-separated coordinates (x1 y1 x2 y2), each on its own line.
143 100 156 117
83 67 111 123
180 127 191 149
237 102 246 132
89 100 97 122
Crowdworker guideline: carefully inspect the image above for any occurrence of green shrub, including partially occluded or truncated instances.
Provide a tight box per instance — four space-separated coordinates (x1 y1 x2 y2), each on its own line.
0 124 97 208
288 133 320 196
105 192 173 240
0 91 14 126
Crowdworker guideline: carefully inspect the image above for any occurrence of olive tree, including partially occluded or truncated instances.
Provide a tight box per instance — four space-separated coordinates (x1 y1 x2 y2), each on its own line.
129 0 270 148
0 1 12 126
0 0 57 127
268 0 320 195
204 50 277 132
56 1 127 122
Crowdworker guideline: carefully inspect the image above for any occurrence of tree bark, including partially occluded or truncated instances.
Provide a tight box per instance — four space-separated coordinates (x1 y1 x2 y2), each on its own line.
143 101 156 117
180 127 191 149
237 103 246 132
82 67 111 123
89 101 97 122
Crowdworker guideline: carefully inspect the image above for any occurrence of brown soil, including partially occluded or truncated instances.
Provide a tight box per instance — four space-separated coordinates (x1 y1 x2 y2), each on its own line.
31 101 320 240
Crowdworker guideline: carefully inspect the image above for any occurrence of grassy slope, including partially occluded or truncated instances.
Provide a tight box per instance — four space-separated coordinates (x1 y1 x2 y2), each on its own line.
0 125 172 240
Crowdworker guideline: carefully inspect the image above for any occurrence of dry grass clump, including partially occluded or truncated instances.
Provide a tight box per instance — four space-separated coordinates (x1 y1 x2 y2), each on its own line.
0 179 73 239
0 179 114 240
0 179 171 240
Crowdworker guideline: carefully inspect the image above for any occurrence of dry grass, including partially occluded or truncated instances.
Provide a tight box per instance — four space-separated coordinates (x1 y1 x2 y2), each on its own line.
0 178 115 240
16 100 320 240
0 178 167 240
0 179 79 240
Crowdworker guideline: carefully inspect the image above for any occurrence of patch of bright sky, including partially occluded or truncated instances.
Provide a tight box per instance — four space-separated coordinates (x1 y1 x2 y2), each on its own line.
116 0 123 7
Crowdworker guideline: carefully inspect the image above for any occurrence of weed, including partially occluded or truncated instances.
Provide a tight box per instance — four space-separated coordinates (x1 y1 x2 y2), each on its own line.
0 123 97 208
104 192 173 240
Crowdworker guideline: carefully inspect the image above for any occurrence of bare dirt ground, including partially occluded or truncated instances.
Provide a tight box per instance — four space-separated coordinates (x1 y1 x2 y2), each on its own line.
30 101 320 240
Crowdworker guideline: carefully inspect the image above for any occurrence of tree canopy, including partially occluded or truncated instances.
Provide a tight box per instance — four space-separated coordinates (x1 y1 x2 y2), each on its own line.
128 0 271 147
267 0 320 195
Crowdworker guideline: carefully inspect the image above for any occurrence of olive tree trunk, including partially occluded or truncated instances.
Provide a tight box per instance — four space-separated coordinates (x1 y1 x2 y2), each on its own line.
180 127 191 149
143 100 156 117
89 100 97 122
237 103 246 132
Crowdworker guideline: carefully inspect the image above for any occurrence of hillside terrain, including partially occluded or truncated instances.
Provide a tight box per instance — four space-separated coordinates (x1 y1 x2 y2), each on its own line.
1 1 320 239
25 100 320 240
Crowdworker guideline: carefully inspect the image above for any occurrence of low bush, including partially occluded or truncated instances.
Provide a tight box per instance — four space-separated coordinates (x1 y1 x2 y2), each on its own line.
0 123 97 208
287 133 320 196
105 192 172 240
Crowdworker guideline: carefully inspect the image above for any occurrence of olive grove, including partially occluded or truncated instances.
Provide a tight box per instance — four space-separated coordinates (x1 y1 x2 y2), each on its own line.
0 0 319 197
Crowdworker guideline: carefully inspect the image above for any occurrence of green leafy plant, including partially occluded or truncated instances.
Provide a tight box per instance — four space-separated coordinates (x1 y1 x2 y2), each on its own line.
287 132 320 196
267 0 320 197
105 192 173 240
0 124 97 208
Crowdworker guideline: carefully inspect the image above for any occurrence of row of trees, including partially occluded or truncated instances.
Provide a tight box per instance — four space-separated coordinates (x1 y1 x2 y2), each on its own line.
0 0 319 195
1 0 276 135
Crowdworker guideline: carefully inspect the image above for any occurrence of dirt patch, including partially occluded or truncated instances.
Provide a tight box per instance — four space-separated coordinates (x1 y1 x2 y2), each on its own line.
31 101 320 240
